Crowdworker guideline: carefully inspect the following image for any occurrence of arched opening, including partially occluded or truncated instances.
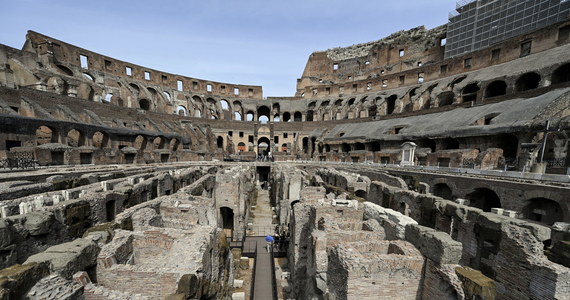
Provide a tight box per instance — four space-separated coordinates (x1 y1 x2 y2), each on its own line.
497 133 518 159
194 109 202 118
134 135 147 150
258 137 270 156
294 111 302 122
153 136 165 149
368 105 377 117
302 137 309 154
234 112 242 121
335 99 343 107
220 207 234 237
259 115 269 124
246 111 254 121
36 125 56 145
306 110 314 121
257 106 270 123
162 91 171 102
466 188 501 212
551 63 570 85
177 105 188 116
308 102 316 109
515 72 541 92
419 139 436 152
92 131 108 148
217 136 224 150
103 93 113 104
369 141 381 152
438 91 455 106
341 143 351 153
147 87 157 96
386 95 397 115
441 138 459 150
522 198 563 225
272 103 280 113
66 129 83 147
461 83 480 102
348 98 356 106
220 100 230 110
273 114 280 122
237 142 246 152
354 143 365 151
139 99 150 111
282 112 291 122
170 138 180 151
281 143 289 153
325 144 331 152
485 80 507 98
355 190 367 199
129 83 140 92
55 64 74 76
311 137 317 156
433 183 453 200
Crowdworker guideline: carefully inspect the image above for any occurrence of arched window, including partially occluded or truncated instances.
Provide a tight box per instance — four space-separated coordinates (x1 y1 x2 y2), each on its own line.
438 91 455 106
294 111 302 122
485 80 507 98
194 109 202 118
234 112 242 121
220 100 230 110
103 93 113 104
177 105 188 116
163 91 171 102
461 83 480 102
386 95 397 115
515 72 541 92
552 63 570 85
246 111 254 121
139 99 150 111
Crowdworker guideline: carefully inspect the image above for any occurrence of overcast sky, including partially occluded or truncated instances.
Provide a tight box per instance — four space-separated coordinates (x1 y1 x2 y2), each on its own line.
1 0 453 97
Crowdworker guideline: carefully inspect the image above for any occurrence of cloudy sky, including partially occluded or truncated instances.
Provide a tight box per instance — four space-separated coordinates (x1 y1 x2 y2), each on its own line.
1 0 453 96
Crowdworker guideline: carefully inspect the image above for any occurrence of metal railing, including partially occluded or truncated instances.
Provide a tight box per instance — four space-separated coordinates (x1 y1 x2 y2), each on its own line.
249 241 258 300
0 152 37 170
270 245 278 300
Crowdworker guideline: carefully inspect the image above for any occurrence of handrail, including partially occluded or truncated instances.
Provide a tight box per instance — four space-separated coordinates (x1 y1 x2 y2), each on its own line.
249 241 257 300
269 244 278 300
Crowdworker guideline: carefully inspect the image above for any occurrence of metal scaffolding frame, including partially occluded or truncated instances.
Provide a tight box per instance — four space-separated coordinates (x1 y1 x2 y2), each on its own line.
445 0 570 59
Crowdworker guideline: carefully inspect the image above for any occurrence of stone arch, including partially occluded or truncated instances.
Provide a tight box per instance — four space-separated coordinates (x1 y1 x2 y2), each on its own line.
437 91 455 106
246 111 254 121
461 83 480 102
515 72 541 92
306 110 314 121
552 63 570 85
485 80 507 98
66 129 84 147
103 93 113 104
139 99 151 111
220 207 234 232
272 103 280 113
497 133 518 159
162 91 171 102
433 183 453 200
341 143 351 153
234 111 242 121
220 99 230 110
294 111 302 122
194 108 202 118
522 198 564 225
77 83 94 101
177 105 188 116
465 188 501 212
134 135 147 150
368 105 377 117
153 136 165 149
282 112 291 122
36 125 57 145
258 137 271 156
237 142 246 152
302 137 309 154
92 131 108 148
441 138 459 150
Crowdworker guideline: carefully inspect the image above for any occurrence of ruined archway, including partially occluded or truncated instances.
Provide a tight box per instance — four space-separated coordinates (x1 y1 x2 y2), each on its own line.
258 137 270 156
551 63 570 85
461 83 480 102
217 136 224 150
139 99 150 111
66 129 83 147
522 198 563 225
433 183 453 200
466 188 501 212
485 80 507 98
438 91 455 106
36 125 56 145
515 72 541 92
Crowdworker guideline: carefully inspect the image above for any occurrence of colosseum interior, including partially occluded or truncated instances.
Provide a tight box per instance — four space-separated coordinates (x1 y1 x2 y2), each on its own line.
1 0 570 299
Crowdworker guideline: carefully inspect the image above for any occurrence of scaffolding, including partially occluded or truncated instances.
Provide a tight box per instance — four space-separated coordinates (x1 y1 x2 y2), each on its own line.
445 0 570 59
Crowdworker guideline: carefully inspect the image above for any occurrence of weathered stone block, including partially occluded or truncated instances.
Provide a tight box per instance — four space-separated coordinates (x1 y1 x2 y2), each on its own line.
456 266 496 300
405 224 462 264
